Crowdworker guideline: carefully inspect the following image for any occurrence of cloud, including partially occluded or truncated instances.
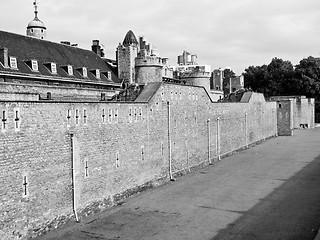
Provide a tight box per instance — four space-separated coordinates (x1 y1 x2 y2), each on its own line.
1 0 320 74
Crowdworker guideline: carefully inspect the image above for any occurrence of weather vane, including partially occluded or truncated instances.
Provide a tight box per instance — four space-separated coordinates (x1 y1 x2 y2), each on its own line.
33 0 39 18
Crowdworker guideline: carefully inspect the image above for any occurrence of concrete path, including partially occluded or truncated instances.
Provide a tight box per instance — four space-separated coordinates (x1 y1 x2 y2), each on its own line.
34 128 320 240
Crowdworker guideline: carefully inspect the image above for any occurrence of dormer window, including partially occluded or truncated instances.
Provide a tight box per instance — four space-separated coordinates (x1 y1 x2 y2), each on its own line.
83 67 88 78
76 67 88 78
31 60 38 71
24 59 39 72
90 69 100 79
9 57 18 69
51 63 57 74
62 65 73 76
102 71 112 80
44 62 57 74
67 65 73 75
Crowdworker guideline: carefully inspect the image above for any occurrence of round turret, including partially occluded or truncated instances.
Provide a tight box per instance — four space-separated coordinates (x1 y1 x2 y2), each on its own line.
135 54 163 85
180 71 211 92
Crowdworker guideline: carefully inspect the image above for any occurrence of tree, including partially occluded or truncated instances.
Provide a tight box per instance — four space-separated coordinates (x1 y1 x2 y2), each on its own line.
243 56 320 114
294 56 320 112
243 57 294 97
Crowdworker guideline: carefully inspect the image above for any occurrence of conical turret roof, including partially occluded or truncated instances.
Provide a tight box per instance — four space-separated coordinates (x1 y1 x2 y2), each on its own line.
122 30 138 47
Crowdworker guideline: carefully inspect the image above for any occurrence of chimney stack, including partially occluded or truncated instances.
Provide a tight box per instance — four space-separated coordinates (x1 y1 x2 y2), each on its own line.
92 40 102 57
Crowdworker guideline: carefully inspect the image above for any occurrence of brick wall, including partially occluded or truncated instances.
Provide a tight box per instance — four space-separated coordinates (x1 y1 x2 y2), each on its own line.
0 83 277 240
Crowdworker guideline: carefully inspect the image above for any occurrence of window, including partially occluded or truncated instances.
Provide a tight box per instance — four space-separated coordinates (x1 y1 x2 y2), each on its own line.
116 152 120 168
107 71 111 80
9 57 17 69
161 142 164 156
31 60 38 71
128 107 132 123
75 109 79 125
51 63 57 74
83 109 87 124
108 109 112 124
114 108 119 123
102 108 106 123
83 67 88 78
134 107 137 122
22 174 29 198
90 69 100 79
96 69 100 79
14 108 20 131
138 107 142 120
141 146 145 161
67 110 71 126
84 159 89 178
67 65 73 75
2 110 7 132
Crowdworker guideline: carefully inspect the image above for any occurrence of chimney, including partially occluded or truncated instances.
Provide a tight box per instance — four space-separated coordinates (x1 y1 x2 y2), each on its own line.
92 40 101 57
0 47 9 68
100 49 105 58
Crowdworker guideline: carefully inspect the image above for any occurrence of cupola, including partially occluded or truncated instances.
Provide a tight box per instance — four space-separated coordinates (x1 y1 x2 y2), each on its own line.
26 0 47 40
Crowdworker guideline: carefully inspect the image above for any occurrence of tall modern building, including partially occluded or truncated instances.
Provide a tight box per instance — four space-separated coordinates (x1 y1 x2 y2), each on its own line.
177 50 198 65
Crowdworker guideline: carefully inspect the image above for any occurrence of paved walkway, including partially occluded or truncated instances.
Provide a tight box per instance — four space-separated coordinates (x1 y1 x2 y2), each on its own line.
35 128 320 240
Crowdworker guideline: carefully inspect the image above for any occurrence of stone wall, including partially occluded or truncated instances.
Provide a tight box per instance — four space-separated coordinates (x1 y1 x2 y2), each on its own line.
276 100 293 136
0 83 278 240
0 82 116 101
269 96 315 129
117 45 138 84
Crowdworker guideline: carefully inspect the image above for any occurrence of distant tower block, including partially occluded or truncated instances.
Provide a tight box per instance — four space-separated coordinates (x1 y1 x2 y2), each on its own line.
180 70 211 92
26 0 47 40
117 30 139 85
135 50 163 85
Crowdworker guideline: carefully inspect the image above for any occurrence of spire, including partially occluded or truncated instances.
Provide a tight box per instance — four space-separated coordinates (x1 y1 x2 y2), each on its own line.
33 0 39 19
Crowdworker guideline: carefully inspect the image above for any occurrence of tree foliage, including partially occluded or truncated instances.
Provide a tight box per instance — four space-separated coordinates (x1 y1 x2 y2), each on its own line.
243 56 320 112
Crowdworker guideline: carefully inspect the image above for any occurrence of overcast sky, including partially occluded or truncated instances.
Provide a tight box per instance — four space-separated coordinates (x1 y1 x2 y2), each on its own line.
0 0 319 74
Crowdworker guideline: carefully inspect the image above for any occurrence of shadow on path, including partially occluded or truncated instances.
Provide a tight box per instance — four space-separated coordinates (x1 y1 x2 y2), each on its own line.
211 154 320 240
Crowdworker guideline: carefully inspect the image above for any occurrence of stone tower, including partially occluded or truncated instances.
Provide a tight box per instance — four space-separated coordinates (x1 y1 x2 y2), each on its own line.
135 49 163 85
26 0 47 40
180 68 211 92
117 30 139 85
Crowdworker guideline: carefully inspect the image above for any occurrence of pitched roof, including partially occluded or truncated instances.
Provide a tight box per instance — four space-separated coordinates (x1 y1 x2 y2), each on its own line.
0 30 119 86
135 82 162 102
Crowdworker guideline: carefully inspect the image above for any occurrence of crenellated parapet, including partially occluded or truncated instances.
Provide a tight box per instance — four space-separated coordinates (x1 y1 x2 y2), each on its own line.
135 53 163 85
179 70 211 92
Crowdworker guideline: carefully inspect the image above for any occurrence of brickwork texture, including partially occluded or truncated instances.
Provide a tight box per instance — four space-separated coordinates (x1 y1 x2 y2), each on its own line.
0 83 284 240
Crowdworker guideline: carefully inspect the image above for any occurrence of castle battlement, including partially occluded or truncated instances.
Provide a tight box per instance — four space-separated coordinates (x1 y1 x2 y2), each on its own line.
180 71 211 79
135 55 163 67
